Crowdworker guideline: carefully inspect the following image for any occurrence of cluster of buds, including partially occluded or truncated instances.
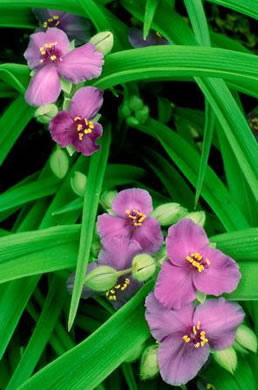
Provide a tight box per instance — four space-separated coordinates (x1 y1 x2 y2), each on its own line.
120 95 149 126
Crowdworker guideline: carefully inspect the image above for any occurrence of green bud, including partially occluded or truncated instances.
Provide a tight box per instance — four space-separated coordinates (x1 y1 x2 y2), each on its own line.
132 254 156 282
70 171 87 197
84 265 118 292
125 342 145 363
63 97 71 110
126 116 140 126
185 211 206 227
140 345 159 380
151 203 186 226
128 95 144 111
213 346 237 374
234 324 257 353
60 79 72 94
135 105 149 124
100 190 117 210
66 144 76 157
196 291 206 304
50 148 69 179
120 103 131 118
35 104 58 124
90 31 114 55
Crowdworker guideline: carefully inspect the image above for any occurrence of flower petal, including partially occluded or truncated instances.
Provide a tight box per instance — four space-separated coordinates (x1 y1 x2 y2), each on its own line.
25 65 61 106
98 237 141 270
57 43 103 83
129 27 169 48
193 246 241 296
72 122 103 156
158 335 210 386
112 188 153 217
97 214 129 245
154 261 196 309
59 13 91 44
49 110 74 147
132 217 163 254
166 219 209 267
70 87 103 119
33 9 65 24
194 298 245 350
145 292 194 342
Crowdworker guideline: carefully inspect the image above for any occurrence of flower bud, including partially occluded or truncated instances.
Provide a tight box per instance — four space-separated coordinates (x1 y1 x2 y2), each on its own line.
100 190 117 210
90 31 114 55
128 95 144 111
125 342 145 363
60 79 72 94
234 324 257 353
126 116 140 126
213 346 237 374
132 254 156 282
50 148 69 179
151 203 187 226
70 171 87 197
140 345 159 380
119 103 131 118
135 105 149 124
84 265 118 292
35 104 58 124
185 211 206 226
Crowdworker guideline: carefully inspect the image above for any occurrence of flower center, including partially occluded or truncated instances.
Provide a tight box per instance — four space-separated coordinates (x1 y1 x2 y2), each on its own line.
125 209 146 227
182 322 209 348
42 16 60 29
39 42 62 64
74 116 94 142
185 252 210 272
105 277 130 301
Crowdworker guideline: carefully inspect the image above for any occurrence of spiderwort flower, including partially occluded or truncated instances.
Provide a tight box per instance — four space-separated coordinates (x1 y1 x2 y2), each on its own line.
33 9 92 44
154 219 241 309
145 294 244 386
98 188 163 254
49 87 103 156
129 27 169 48
67 237 142 309
24 28 103 106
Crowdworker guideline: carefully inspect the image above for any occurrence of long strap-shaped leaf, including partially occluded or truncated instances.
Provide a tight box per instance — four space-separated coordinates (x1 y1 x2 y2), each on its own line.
68 127 111 330
17 283 152 390
206 0 258 20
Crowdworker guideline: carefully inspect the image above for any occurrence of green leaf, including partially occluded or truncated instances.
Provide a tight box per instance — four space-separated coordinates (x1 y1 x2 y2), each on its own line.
0 95 35 165
206 0 258 20
68 127 111 330
0 6 35 28
143 0 159 39
17 283 152 390
0 63 30 93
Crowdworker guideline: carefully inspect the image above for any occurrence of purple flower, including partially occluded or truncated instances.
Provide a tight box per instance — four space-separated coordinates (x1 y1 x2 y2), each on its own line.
49 87 103 156
129 27 169 48
154 219 241 309
67 237 142 309
24 28 103 106
145 293 244 385
33 8 92 44
98 188 163 254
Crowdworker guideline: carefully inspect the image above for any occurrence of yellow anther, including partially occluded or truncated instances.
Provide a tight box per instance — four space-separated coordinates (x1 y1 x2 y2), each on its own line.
78 133 83 141
125 278 130 284
201 340 208 346
40 47 46 55
128 215 137 220
55 21 60 26
74 116 81 121
198 265 204 272
84 118 89 126
134 222 142 227
115 284 121 289
84 129 92 134
50 55 57 61
206 259 210 265
125 209 130 214
105 292 109 296
53 15 59 20
43 22 48 28
48 18 53 22
110 289 115 294
183 335 191 343
77 124 83 131
44 43 52 48
193 326 197 335
186 256 193 263
200 331 206 337
194 343 200 348
196 321 200 330
89 121 94 129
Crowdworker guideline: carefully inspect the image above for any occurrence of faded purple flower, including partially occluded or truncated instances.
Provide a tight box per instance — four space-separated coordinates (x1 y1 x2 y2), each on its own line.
33 8 92 44
145 293 244 386
154 219 241 310
67 237 142 309
98 188 163 254
129 27 169 48
24 28 103 106
49 86 103 156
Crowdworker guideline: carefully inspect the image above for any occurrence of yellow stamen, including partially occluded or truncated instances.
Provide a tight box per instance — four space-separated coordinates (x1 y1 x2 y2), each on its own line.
77 124 83 131
43 22 48 28
193 326 197 335
89 121 94 129
84 118 89 126
78 133 83 141
84 129 92 134
74 116 81 121
53 15 59 20
50 55 57 61
40 47 46 55
206 259 210 265
196 321 200 330
48 18 53 22
195 342 200 348
55 21 60 26
183 335 191 343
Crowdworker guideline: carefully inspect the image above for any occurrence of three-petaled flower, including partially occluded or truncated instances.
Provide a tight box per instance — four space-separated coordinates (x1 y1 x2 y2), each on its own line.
49 86 103 156
24 28 103 106
98 188 163 254
154 219 241 309
145 293 244 385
